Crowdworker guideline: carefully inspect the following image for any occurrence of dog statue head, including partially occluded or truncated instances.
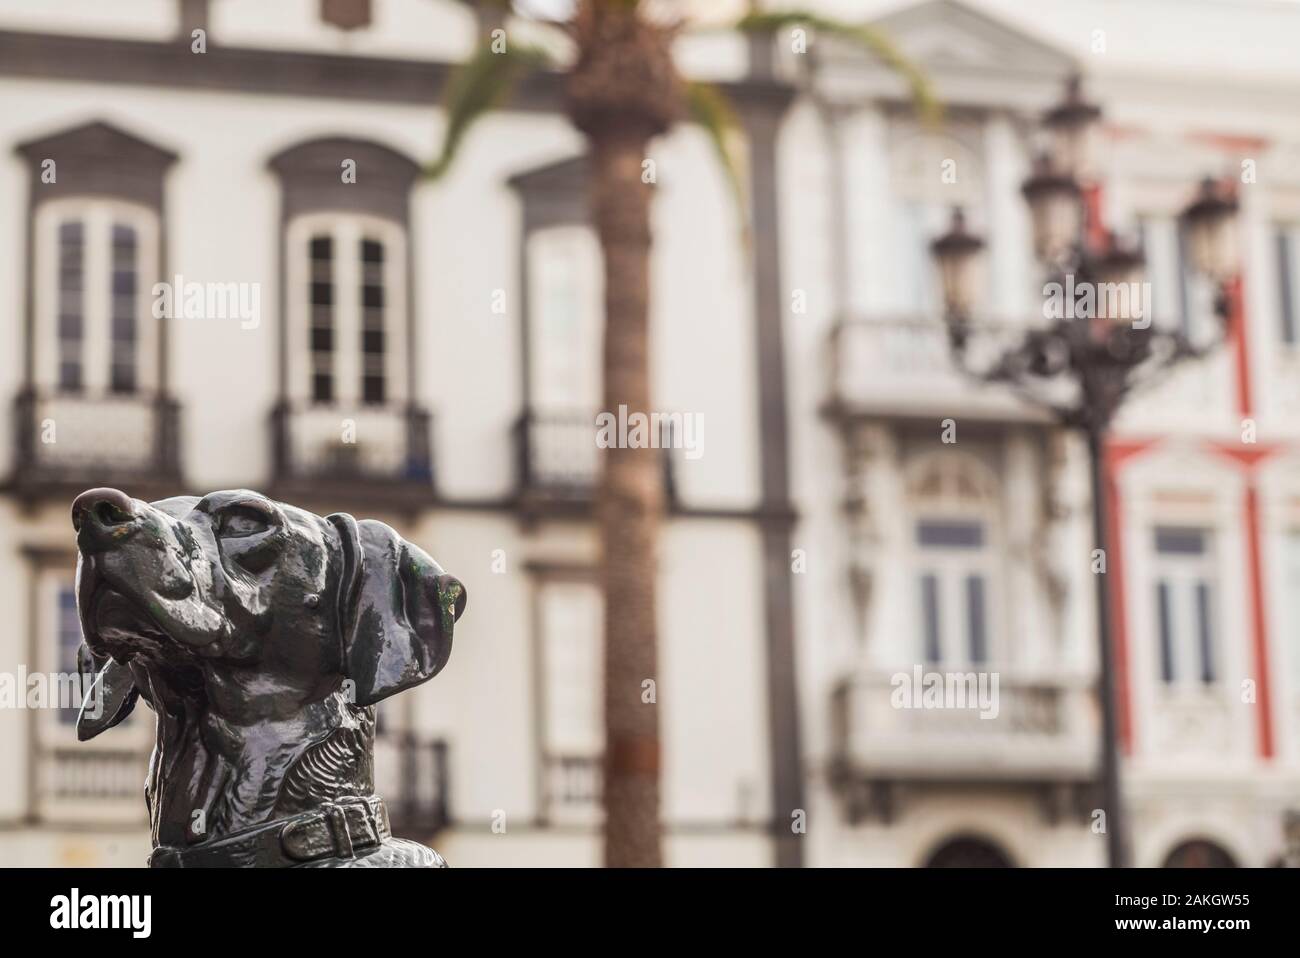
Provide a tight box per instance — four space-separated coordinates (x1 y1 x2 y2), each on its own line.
71 487 466 867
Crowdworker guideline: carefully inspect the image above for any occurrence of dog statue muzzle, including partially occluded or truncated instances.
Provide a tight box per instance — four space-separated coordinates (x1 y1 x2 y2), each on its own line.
71 487 467 869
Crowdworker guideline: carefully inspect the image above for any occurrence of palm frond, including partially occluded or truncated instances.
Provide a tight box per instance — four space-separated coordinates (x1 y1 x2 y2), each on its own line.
686 80 750 244
426 38 555 180
738 10 939 125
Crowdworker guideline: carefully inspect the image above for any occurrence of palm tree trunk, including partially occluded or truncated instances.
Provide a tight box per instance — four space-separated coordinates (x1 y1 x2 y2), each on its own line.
589 129 663 868
566 0 682 869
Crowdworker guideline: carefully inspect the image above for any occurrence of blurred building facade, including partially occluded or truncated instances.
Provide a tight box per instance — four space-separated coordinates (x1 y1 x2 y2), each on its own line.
0 0 1297 868
787 0 1300 867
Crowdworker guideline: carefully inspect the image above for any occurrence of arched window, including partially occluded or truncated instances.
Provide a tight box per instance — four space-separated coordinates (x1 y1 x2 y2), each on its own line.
34 198 160 396
527 224 602 415
508 155 607 497
1163 839 1237 868
907 453 1002 666
924 834 1015 868
270 137 417 409
285 213 407 407
14 121 177 488
268 137 428 486
18 122 172 397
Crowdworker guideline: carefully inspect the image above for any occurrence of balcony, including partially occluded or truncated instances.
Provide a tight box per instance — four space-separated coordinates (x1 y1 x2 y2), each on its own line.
541 753 602 825
269 400 432 513
513 409 678 517
373 733 450 840
9 388 181 501
35 746 150 825
826 316 1054 426
829 669 1097 820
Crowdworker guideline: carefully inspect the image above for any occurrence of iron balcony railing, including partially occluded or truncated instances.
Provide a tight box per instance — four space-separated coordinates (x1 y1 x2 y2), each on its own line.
375 733 450 838
11 387 181 494
514 409 678 506
270 400 432 486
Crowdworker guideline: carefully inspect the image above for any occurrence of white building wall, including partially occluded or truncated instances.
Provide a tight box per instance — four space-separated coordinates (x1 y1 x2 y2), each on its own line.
0 3 772 867
3 0 1300 869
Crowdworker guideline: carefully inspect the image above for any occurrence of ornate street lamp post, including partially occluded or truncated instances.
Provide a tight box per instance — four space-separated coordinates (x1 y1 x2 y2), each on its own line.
930 78 1239 868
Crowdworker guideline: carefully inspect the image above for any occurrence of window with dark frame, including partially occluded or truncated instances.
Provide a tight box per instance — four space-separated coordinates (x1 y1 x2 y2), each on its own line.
921 572 942 664
915 518 990 666
57 220 84 392
1153 526 1217 687
110 223 138 393
309 234 334 404
536 578 603 817
271 138 418 415
57 586 80 726
20 122 174 410
360 237 386 405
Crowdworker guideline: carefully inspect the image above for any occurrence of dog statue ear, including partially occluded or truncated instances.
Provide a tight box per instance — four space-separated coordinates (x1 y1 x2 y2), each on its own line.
327 514 467 708
75 643 140 741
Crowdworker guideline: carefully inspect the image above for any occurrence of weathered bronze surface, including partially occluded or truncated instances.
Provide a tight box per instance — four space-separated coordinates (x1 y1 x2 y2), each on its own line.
71 487 466 868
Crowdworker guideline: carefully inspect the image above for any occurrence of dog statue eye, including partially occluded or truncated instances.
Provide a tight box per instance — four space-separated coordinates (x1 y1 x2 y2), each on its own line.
220 507 273 539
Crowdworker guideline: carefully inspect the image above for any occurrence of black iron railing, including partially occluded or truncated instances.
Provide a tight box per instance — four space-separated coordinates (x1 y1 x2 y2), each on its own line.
543 753 602 810
270 400 432 485
380 734 450 838
514 409 678 505
12 388 181 491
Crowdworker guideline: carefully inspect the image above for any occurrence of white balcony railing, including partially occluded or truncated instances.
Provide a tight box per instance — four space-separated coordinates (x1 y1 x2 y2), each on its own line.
828 316 1049 422
829 314 1234 433
831 669 1097 782
35 747 150 825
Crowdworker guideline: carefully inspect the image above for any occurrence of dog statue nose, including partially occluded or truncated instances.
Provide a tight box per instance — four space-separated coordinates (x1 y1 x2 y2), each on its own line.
72 487 139 534
435 574 467 622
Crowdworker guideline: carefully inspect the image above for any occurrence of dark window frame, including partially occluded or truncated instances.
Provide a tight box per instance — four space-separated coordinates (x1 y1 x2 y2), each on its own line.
15 121 175 398
268 138 418 409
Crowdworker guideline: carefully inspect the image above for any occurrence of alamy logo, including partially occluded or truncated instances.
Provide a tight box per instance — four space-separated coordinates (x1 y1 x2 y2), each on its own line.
1042 274 1152 328
49 888 151 939
890 665 1000 720
594 405 704 460
152 275 261 329
0 668 101 718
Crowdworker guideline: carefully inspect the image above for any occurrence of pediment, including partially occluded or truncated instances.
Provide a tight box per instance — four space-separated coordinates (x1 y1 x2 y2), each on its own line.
869 0 1074 75
814 0 1077 110
16 120 176 169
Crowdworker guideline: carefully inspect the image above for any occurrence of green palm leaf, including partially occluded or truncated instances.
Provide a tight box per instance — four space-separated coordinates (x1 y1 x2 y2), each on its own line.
686 80 750 243
738 10 939 125
425 38 556 180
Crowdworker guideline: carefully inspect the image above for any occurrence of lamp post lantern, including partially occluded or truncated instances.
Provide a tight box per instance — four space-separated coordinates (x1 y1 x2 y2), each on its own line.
1182 176 1241 286
930 77 1239 869
1022 153 1083 264
931 207 985 323
1042 74 1103 183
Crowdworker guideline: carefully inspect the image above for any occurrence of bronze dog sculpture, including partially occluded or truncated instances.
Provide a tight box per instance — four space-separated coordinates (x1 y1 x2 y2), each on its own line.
71 487 466 868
